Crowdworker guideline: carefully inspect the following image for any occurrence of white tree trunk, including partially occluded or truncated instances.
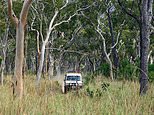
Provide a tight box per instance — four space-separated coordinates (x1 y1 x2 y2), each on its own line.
36 1 92 87
1 48 7 86
8 0 32 99
0 27 9 86
36 11 59 88
103 41 114 80
96 28 114 80
150 56 153 64
36 42 46 86
148 50 152 64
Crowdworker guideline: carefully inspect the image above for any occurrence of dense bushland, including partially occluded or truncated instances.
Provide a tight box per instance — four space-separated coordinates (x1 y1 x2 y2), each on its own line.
96 60 154 82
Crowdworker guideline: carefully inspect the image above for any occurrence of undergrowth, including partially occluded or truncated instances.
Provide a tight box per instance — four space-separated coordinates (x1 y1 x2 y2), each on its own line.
0 75 153 115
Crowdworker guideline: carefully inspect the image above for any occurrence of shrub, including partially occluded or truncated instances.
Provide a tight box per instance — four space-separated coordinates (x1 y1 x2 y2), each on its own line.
119 59 139 80
101 82 110 91
84 73 95 85
148 64 154 82
86 86 103 98
96 63 110 77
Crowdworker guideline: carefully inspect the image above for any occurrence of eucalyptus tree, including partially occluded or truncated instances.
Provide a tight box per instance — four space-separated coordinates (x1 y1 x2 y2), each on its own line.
34 0 96 88
96 15 123 80
80 0 127 79
54 24 83 76
0 16 9 86
0 0 9 85
8 0 33 99
118 0 153 95
104 1 119 74
35 0 77 86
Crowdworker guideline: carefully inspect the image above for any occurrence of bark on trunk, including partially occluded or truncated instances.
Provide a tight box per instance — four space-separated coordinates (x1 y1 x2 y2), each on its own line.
36 42 46 87
107 9 119 70
118 0 153 95
1 44 6 86
139 0 153 95
36 11 59 88
23 35 28 78
96 28 114 80
45 44 49 74
0 27 9 86
14 22 24 98
8 0 32 99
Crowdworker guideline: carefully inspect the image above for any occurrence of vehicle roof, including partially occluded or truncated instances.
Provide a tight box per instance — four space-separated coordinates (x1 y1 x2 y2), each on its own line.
66 73 82 76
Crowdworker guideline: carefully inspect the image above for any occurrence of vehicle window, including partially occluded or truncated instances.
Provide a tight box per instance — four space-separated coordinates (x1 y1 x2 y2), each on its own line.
66 76 80 81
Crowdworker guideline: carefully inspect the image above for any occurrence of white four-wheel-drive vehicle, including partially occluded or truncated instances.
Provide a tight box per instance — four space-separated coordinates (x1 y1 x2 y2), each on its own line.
62 73 83 93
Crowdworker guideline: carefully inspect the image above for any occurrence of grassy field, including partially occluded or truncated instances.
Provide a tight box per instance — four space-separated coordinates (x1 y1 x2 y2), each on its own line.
0 75 154 115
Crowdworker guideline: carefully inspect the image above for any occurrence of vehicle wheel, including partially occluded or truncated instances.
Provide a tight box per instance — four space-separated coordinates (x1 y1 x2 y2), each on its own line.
64 86 67 93
62 82 66 94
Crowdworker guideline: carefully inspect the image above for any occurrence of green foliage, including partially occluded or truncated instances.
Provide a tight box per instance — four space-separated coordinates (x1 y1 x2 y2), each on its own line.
86 86 103 98
85 79 110 98
85 86 94 97
13 1 23 16
148 64 154 72
119 59 139 80
0 1 6 35
85 81 110 98
149 72 154 82
55 0 63 9
84 73 95 85
148 64 154 82
0 56 2 65
0 0 153 85
97 63 110 77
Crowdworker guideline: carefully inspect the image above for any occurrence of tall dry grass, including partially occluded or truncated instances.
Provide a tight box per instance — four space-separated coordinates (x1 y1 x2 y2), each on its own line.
0 75 153 115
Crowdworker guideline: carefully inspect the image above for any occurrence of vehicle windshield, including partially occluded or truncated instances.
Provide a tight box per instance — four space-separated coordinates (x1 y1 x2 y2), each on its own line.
66 76 80 81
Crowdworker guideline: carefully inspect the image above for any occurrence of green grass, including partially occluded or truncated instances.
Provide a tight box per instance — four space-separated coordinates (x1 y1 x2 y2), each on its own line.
0 75 154 115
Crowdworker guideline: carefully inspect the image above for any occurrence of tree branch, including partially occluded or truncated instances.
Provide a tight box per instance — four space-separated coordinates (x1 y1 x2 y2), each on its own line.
44 10 59 43
20 0 33 25
31 12 40 54
64 25 82 50
51 5 93 32
45 47 88 55
147 0 153 12
8 0 18 26
60 0 69 10
118 0 140 24
109 20 125 55
95 22 114 80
